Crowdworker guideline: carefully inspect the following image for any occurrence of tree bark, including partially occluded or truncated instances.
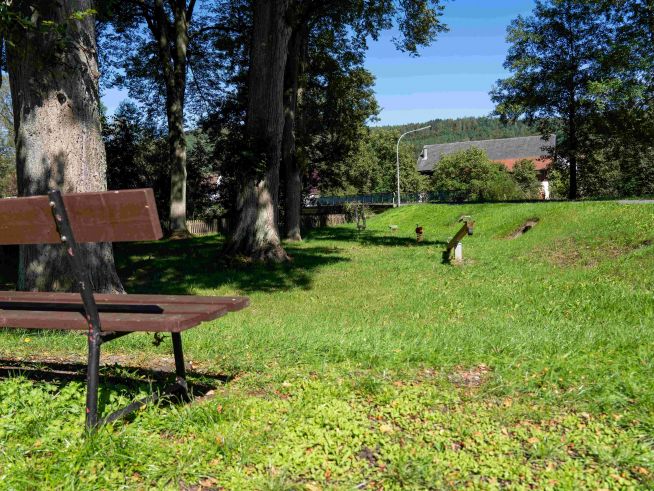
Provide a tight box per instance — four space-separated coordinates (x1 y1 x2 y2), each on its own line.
567 89 578 200
282 27 305 242
568 151 578 200
7 0 124 293
226 0 292 261
150 0 191 237
167 87 188 236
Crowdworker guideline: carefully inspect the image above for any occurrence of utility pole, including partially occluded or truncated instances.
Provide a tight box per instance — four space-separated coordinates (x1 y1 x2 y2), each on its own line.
396 125 430 207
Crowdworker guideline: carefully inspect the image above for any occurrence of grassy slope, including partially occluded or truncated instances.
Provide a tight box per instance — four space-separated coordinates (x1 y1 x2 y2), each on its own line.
0 202 653 489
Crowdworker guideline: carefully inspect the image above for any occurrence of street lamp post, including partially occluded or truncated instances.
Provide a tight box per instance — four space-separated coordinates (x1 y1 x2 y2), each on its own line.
396 125 431 207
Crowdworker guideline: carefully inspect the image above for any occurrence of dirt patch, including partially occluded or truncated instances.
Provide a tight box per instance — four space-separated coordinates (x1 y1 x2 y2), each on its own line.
0 353 230 395
357 445 381 467
0 353 179 373
540 237 652 268
448 364 492 388
508 218 539 239
544 238 586 267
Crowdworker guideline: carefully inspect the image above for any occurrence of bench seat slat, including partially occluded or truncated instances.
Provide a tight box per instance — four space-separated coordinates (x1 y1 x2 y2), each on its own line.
0 307 228 332
0 292 249 312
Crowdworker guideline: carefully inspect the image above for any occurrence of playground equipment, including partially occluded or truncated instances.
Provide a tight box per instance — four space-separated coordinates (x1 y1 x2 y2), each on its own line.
443 216 475 263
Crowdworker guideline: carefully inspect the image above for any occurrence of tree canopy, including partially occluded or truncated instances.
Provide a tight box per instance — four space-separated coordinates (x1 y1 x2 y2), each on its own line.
492 0 654 199
430 148 523 202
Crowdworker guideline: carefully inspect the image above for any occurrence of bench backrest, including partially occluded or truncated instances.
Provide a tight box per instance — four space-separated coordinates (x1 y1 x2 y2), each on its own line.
0 188 163 245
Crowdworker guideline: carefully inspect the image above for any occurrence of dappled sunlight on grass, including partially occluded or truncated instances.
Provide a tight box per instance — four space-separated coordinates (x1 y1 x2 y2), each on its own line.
1 201 654 488
1 368 652 489
114 235 349 294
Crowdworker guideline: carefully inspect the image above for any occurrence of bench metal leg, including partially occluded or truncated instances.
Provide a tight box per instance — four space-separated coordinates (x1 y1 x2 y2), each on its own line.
171 332 189 399
83 332 190 429
85 332 101 429
49 189 104 430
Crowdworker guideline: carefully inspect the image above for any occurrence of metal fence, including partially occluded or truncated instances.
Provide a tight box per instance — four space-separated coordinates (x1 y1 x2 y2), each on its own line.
309 191 464 206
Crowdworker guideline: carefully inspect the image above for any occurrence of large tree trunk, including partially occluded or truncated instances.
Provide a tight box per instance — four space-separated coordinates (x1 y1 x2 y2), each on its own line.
568 153 578 199
282 28 304 242
283 151 303 241
226 0 292 261
567 102 578 200
7 0 124 293
167 90 188 236
149 0 190 237
165 0 190 237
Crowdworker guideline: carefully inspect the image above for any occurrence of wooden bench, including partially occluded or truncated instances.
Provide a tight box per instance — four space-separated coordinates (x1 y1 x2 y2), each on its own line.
0 188 249 429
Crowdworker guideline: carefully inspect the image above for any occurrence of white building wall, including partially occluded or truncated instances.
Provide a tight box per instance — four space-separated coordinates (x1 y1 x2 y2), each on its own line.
541 180 550 200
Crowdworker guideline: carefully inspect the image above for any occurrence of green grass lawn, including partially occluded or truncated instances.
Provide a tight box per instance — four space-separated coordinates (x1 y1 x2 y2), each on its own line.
1 201 653 489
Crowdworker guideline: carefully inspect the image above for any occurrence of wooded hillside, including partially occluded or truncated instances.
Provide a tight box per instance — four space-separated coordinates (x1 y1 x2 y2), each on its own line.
376 116 538 156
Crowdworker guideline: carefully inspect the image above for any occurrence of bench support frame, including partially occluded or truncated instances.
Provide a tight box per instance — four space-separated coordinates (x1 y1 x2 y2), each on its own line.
48 190 188 430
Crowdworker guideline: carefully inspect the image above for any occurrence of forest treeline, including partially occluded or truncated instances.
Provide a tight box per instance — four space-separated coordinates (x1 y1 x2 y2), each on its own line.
102 112 539 209
0 0 652 290
377 117 538 157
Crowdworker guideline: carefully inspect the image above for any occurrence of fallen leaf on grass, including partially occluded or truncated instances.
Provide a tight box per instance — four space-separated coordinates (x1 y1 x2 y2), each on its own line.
199 477 219 488
448 364 492 388
379 424 394 434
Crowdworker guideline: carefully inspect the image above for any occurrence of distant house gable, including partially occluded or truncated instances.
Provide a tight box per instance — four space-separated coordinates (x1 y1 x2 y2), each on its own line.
417 134 556 174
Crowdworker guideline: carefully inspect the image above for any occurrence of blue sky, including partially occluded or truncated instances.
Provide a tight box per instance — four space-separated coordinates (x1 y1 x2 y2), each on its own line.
366 0 536 125
101 0 536 126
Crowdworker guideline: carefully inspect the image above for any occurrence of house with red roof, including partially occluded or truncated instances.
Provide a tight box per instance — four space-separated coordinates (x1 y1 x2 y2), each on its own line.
416 135 556 199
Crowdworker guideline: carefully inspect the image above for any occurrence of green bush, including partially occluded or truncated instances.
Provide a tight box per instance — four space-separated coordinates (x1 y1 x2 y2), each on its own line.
512 159 542 199
343 128 430 195
431 147 523 201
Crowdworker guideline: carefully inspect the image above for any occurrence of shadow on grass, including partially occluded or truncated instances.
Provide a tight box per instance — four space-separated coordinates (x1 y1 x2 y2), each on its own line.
0 358 229 420
305 227 448 247
114 235 349 295
1 230 434 296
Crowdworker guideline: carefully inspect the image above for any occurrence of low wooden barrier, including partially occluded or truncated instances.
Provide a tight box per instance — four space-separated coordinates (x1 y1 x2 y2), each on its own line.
187 219 219 235
162 219 228 236
443 217 475 263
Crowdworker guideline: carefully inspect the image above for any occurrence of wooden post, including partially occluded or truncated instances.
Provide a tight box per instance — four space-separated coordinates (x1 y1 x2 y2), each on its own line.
443 219 475 263
454 242 463 262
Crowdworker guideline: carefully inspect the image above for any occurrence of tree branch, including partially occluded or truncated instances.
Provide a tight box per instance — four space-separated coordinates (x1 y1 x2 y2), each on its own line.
186 0 197 22
152 0 175 92
190 24 232 37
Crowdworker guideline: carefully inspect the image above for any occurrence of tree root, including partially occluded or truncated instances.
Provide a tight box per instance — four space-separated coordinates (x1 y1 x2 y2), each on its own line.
252 244 290 263
168 229 193 240
284 233 302 243
222 240 290 264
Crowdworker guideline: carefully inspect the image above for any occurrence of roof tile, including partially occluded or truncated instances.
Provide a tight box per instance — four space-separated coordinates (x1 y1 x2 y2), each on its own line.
417 134 556 172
